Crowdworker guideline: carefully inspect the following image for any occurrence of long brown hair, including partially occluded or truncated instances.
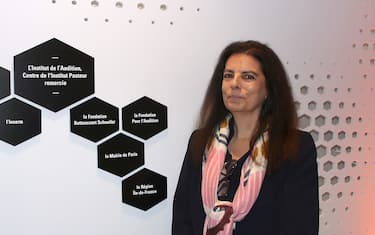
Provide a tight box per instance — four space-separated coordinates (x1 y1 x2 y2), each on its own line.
196 40 298 173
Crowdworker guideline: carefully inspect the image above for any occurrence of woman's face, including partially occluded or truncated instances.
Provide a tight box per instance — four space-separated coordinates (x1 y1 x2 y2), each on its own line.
221 53 268 117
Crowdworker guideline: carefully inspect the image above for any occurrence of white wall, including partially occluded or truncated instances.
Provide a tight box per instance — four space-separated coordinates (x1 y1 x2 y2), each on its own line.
0 0 374 234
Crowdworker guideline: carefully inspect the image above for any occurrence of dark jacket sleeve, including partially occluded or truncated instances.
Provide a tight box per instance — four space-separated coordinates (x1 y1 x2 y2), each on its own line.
279 132 319 235
172 132 196 235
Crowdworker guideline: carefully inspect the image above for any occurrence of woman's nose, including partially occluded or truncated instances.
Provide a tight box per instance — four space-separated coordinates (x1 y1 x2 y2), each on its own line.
230 75 240 88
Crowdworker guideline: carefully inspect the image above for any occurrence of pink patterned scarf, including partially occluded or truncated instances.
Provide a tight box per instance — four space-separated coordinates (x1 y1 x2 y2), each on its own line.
201 116 268 235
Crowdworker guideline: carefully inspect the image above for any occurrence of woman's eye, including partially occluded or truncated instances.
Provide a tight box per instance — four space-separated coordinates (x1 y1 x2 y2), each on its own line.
223 73 233 79
243 74 255 80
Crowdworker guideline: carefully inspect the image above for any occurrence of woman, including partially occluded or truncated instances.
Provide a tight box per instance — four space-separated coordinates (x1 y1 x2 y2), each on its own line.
172 40 319 235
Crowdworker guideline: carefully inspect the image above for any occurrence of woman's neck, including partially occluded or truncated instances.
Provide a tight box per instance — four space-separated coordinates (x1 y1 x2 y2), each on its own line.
228 112 259 160
231 112 259 140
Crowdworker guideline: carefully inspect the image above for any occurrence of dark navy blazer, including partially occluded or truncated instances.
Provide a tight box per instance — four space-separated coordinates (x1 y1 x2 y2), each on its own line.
172 130 319 235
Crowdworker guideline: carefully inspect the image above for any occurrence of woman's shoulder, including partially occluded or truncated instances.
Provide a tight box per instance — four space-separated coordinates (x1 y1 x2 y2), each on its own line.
186 128 211 166
188 128 211 146
290 129 317 166
296 130 316 151
296 129 314 140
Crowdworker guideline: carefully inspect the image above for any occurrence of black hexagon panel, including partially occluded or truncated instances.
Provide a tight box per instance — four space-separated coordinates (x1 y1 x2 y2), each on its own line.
0 98 41 145
122 96 167 140
122 168 167 211
0 67 10 100
70 97 119 142
14 38 94 112
97 133 144 177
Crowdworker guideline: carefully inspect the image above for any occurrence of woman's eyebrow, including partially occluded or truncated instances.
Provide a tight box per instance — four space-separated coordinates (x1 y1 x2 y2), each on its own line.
224 69 258 76
242 70 259 76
